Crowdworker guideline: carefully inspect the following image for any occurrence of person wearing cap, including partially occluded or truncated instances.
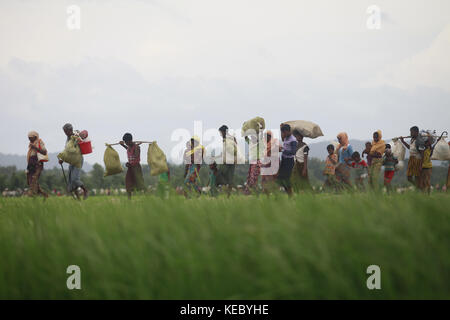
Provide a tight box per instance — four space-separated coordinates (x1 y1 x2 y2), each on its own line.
59 123 89 199
26 131 48 198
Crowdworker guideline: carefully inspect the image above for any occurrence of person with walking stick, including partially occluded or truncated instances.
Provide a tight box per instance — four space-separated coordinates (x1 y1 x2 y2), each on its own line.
59 123 88 200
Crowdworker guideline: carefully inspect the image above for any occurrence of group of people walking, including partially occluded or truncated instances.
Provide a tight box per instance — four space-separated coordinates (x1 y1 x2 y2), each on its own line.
25 122 449 199
320 126 445 194
26 123 89 200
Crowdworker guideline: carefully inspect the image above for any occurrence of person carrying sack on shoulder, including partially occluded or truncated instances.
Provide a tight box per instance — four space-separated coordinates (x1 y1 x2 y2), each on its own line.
59 123 89 199
400 126 425 188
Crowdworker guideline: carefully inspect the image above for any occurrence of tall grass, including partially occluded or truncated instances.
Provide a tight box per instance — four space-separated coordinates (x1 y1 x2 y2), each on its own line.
0 193 449 299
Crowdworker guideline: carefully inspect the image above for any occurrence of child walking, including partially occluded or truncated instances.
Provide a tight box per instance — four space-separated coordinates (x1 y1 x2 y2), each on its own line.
382 144 398 194
351 152 368 191
277 124 298 196
361 142 373 167
323 144 338 192
419 135 441 194
208 162 219 197
120 133 145 199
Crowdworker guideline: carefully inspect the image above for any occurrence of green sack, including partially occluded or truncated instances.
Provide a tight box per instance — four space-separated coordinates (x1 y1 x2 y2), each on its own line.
103 145 123 177
241 116 265 137
57 136 83 168
147 142 169 176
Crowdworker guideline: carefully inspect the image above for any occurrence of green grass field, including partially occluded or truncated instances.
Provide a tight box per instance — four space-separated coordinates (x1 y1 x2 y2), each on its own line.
0 193 449 299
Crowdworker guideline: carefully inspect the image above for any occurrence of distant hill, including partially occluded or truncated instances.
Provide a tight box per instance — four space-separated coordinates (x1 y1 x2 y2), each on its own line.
0 152 93 171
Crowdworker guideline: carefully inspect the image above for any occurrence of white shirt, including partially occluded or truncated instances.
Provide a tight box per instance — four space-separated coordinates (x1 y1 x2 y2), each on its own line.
295 144 308 163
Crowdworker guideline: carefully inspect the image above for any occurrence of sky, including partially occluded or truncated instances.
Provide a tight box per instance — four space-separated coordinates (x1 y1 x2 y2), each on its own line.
0 0 449 164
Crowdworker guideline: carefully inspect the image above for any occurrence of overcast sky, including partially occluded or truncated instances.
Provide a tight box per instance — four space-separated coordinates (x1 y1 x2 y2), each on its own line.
1 0 449 164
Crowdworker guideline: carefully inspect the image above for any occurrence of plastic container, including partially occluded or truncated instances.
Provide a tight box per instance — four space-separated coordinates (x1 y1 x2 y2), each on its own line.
79 140 93 155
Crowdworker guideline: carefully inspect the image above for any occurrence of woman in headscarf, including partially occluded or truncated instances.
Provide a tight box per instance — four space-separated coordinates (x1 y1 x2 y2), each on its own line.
183 136 205 195
26 131 48 198
368 130 385 190
335 132 354 189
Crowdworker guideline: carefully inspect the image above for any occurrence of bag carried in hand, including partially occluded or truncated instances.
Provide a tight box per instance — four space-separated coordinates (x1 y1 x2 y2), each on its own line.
57 136 82 168
37 141 49 162
147 142 169 176
103 145 123 177
392 138 406 161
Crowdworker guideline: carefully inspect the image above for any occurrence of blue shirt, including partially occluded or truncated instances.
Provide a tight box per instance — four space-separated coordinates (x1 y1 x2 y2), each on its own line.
338 145 354 164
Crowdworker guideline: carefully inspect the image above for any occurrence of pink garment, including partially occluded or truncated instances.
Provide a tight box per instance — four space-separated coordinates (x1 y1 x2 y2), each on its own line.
127 144 141 166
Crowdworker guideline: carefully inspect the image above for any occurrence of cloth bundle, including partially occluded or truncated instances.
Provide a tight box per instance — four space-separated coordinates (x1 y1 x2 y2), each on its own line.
391 138 406 161
241 116 265 137
282 120 324 139
431 138 450 161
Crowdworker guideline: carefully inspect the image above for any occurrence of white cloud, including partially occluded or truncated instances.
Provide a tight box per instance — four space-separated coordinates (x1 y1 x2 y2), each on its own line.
0 0 449 165
366 24 450 91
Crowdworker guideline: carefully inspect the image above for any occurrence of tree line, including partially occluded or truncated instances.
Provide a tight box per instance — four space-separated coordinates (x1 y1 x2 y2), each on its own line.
0 159 448 193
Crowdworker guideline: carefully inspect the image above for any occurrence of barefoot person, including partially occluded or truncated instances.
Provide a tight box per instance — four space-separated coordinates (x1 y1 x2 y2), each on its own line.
59 123 88 199
400 126 425 188
361 141 373 168
26 131 48 198
291 129 311 192
351 151 368 191
216 125 238 197
244 133 262 195
261 130 279 194
419 134 442 194
335 132 353 190
183 136 204 195
323 144 338 192
368 130 385 191
382 144 398 194
120 133 145 200
277 124 297 196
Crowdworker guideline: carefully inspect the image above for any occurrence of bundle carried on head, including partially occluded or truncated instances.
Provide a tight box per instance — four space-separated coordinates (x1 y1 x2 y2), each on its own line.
281 120 323 139
57 136 83 168
241 116 265 137
103 145 123 177
147 142 169 176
